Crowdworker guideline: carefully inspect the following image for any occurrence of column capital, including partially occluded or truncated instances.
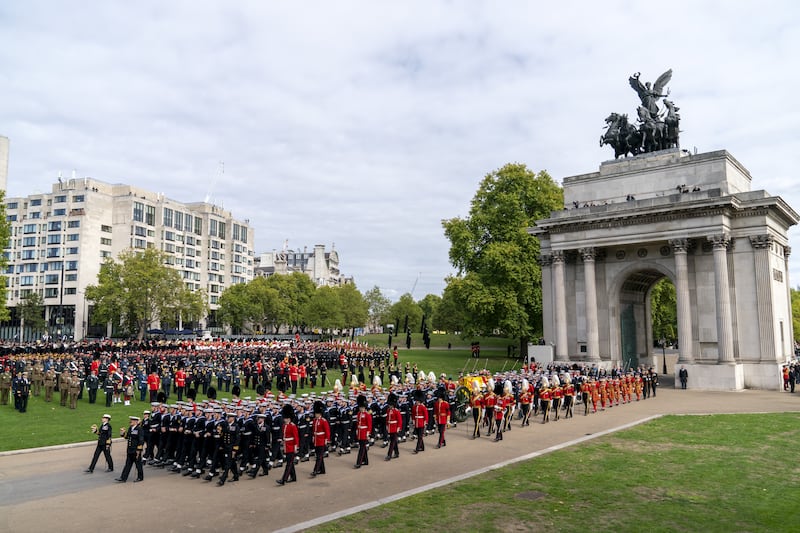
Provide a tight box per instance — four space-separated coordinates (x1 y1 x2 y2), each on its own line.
748 234 774 250
551 250 566 264
669 238 693 253
579 247 597 262
785 245 792 259
539 254 554 267
708 234 731 250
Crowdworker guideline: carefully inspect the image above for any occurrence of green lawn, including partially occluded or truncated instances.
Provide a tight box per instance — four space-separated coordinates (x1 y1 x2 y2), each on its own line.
309 413 800 533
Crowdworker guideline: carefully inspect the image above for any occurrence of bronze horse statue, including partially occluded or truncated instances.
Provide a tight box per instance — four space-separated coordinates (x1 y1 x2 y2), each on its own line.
600 113 642 159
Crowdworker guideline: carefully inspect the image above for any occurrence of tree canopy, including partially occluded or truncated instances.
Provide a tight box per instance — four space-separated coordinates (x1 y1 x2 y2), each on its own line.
85 248 204 339
650 277 677 344
442 163 562 345
0 191 10 322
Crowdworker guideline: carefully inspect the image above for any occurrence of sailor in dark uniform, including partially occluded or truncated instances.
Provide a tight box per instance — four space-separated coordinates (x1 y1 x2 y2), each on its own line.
116 416 144 483
86 413 114 473
249 408 271 478
217 411 241 486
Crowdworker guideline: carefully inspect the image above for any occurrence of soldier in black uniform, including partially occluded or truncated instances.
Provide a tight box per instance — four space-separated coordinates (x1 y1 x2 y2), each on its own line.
86 371 99 404
116 416 144 483
325 398 340 453
171 405 193 472
217 412 241 486
86 414 114 473
296 403 311 462
399 393 410 441
249 409 271 478
192 408 216 478
183 407 205 476
145 403 161 463
237 406 255 474
269 404 284 467
204 409 226 481
337 398 352 455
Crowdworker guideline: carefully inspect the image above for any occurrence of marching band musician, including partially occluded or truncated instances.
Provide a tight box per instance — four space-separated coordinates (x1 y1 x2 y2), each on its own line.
493 381 506 441
539 380 552 423
551 379 563 421
519 379 532 426
470 383 483 439
563 375 575 419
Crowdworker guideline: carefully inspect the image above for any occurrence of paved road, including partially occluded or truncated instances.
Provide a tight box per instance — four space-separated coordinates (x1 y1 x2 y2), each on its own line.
2 386 798 532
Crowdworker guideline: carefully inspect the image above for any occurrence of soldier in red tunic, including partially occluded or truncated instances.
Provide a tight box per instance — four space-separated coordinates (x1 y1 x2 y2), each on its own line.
519 379 532 426
412 389 428 453
354 394 373 468
434 388 451 448
276 404 298 486
470 384 484 438
385 392 402 460
310 400 330 477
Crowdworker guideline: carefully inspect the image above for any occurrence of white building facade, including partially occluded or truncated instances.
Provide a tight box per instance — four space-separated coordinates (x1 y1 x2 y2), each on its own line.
3 175 255 340
254 244 351 287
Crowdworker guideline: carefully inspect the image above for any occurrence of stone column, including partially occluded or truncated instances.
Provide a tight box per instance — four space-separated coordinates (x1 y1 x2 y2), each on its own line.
670 238 694 363
785 246 794 354
709 234 735 363
580 247 600 361
749 235 775 362
552 251 569 361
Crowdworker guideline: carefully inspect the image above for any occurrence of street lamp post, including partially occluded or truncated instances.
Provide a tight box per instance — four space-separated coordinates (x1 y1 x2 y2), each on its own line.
660 338 668 374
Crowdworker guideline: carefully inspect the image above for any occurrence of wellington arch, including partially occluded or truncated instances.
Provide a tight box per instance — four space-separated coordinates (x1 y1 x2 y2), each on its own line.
531 149 798 390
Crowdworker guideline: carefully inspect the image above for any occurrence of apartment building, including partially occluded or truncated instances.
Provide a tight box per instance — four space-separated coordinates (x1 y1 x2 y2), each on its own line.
2 175 254 340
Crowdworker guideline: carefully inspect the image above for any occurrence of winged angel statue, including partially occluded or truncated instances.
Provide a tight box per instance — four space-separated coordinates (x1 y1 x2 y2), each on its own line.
600 69 680 158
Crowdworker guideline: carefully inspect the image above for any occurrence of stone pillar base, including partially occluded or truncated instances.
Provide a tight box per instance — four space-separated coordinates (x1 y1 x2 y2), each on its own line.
682 363 744 391
741 363 782 390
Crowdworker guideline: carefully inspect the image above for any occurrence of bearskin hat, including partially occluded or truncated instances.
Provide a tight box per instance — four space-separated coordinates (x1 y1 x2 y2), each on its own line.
186 388 196 401
232 385 241 397
493 381 503 396
356 394 367 409
387 392 398 407
313 400 325 415
413 389 425 403
207 386 217 400
157 391 167 403
281 404 295 421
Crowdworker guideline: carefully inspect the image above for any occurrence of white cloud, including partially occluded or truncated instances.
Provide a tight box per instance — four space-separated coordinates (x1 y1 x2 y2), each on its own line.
1 0 800 298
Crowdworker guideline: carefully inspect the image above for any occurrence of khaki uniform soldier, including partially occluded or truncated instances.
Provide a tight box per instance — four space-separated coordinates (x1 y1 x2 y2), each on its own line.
0 367 12 405
69 373 81 409
60 370 71 407
31 362 44 396
44 368 56 402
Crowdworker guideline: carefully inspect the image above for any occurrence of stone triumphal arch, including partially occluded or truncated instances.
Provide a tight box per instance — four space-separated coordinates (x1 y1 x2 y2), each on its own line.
532 149 798 390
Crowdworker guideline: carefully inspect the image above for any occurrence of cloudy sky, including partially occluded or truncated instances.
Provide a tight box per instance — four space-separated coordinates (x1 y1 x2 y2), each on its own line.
1 1 798 300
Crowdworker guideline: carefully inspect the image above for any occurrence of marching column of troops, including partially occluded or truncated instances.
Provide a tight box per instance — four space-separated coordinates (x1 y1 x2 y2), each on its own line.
79 356 662 487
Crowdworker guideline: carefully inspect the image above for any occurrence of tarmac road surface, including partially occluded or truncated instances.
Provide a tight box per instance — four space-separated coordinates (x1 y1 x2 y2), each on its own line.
1 386 798 532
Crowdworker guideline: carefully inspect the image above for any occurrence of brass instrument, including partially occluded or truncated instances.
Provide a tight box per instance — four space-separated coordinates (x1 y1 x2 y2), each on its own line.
90 424 98 434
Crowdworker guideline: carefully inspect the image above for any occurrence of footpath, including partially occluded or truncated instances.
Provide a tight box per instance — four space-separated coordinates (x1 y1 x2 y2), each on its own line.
1 385 798 533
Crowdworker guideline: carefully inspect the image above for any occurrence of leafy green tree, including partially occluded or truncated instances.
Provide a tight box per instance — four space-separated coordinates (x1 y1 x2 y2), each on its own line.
417 293 441 331
18 292 46 337
266 272 317 332
388 293 423 334
337 283 369 332
85 248 191 339
442 163 562 353
363 285 391 332
0 191 10 322
792 287 800 343
217 282 259 334
162 285 208 331
248 276 285 334
305 286 343 333
650 277 677 345
432 282 467 334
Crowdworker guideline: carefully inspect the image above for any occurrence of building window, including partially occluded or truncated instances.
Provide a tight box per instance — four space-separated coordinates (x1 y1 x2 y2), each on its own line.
20 276 34 286
64 287 77 295
30 211 41 219
7 202 18 209
68 220 81 228
67 233 79 241
145 205 156 226
7 214 17 222
194 217 202 235
47 234 61 245
101 224 112 233
47 248 61 258
133 202 144 222
53 208 66 216
66 261 78 271
165 231 175 241
23 224 37 234
47 221 62 231
185 214 193 233
54 195 66 203
21 250 36 260
100 237 112 246
45 288 59 298
72 195 85 202
134 226 146 237
23 237 36 247
65 273 78 281
30 199 42 206
45 274 59 284
163 208 173 228
209 219 218 237
134 238 146 249
175 211 183 230
101 250 111 258
67 247 79 255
